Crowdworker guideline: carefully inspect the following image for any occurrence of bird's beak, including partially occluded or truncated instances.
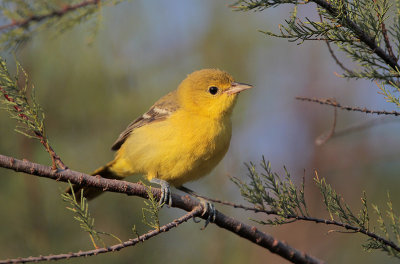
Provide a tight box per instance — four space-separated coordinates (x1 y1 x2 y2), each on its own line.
225 82 253 95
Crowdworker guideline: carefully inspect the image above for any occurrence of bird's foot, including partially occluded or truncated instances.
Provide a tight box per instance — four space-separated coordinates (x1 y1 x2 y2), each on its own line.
177 186 216 229
150 178 172 207
198 197 216 229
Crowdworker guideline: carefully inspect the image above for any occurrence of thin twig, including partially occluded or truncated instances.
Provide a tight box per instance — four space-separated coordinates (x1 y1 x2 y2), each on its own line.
371 0 397 62
0 86 66 170
296 96 400 116
325 40 355 75
311 0 400 71
0 154 323 264
318 13 355 75
381 21 397 62
0 0 100 32
315 100 337 146
316 117 396 144
332 117 396 138
196 197 400 253
33 131 66 170
0 207 203 264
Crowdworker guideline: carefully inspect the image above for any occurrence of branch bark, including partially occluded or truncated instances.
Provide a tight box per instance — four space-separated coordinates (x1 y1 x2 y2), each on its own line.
205 198 400 253
0 0 101 32
0 207 203 264
296 96 400 116
0 154 324 264
311 0 400 71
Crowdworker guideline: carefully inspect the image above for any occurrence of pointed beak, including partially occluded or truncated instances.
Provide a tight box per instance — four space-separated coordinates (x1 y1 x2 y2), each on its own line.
225 82 253 95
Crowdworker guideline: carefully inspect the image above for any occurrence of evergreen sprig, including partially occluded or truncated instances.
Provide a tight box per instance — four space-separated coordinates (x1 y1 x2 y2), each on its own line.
233 0 400 106
314 172 369 228
363 193 400 258
378 81 400 108
0 57 47 139
233 158 400 259
0 57 65 169
61 182 122 248
232 156 309 225
0 0 114 50
142 185 162 230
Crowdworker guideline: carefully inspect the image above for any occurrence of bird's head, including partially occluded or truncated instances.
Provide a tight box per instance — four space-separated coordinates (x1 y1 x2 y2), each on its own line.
177 69 252 119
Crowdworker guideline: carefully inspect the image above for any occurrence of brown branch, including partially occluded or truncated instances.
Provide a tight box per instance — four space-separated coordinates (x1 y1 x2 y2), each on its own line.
0 86 66 170
36 132 66 170
0 207 203 264
0 154 324 264
316 116 395 145
325 40 355 75
380 20 397 63
311 0 400 71
313 117 395 144
0 87 29 120
371 0 397 63
296 96 400 116
318 13 355 75
0 0 100 32
199 198 400 253
315 101 337 146
332 117 395 138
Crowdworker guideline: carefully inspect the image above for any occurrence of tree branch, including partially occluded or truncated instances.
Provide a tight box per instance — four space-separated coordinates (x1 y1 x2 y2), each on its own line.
371 0 397 62
0 154 324 264
201 198 400 253
311 0 400 71
314 103 337 146
325 39 355 75
296 96 400 116
0 0 101 32
0 206 203 264
317 13 355 76
0 85 65 169
332 117 395 138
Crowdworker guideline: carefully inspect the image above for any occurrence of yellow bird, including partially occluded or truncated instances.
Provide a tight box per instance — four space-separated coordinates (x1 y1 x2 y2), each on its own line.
71 69 252 222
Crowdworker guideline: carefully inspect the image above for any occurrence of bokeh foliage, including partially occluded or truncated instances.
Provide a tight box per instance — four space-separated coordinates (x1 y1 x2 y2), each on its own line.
1 1 400 263
0 1 263 264
234 0 400 107
0 0 107 49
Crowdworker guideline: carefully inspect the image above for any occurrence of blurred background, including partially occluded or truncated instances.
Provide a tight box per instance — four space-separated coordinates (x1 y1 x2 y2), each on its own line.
1 1 400 263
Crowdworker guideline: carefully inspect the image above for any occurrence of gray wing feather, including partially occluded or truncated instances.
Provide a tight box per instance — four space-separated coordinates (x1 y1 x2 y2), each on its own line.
111 91 179 151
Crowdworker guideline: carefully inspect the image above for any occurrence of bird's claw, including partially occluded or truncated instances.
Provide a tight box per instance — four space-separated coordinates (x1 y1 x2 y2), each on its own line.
199 198 216 229
159 184 172 207
177 186 216 228
151 178 172 207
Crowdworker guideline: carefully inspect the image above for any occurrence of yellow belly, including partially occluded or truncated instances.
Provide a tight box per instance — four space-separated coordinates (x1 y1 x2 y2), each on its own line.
110 110 232 186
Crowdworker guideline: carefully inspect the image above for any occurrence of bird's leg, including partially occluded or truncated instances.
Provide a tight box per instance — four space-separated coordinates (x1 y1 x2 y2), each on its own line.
150 178 172 207
177 186 216 228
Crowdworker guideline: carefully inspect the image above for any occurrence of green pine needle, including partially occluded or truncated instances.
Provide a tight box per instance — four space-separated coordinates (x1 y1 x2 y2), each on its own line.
0 57 46 140
234 0 400 107
232 156 309 225
234 158 400 259
141 184 162 230
61 181 122 248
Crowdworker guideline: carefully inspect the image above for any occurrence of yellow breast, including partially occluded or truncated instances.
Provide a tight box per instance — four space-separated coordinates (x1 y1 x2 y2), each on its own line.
111 109 232 186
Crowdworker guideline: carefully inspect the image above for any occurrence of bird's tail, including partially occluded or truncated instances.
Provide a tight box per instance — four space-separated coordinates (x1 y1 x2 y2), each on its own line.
65 161 123 201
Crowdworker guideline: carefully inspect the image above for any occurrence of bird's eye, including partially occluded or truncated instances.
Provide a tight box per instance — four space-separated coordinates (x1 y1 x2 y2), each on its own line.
208 86 219 95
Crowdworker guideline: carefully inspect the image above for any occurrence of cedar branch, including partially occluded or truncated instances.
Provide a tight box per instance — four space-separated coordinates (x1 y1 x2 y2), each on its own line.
0 0 101 32
296 96 400 116
0 154 323 264
310 0 400 71
0 207 203 264
203 197 400 253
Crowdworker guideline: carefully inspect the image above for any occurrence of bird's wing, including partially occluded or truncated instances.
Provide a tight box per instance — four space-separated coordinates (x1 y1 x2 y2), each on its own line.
111 90 180 151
